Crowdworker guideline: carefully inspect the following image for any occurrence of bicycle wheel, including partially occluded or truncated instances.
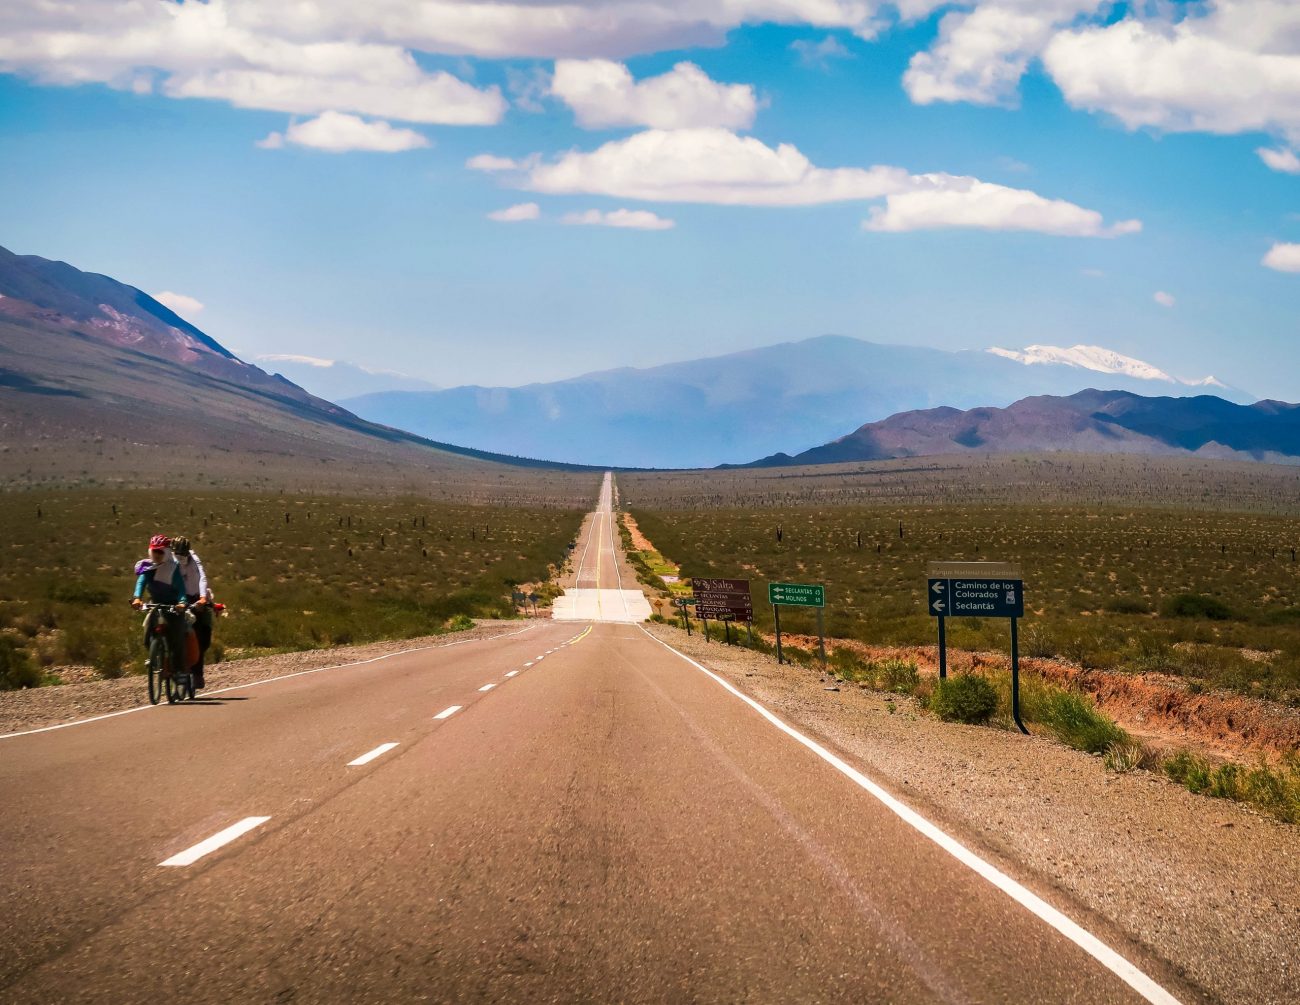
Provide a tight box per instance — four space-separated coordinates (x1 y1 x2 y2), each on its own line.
147 636 165 705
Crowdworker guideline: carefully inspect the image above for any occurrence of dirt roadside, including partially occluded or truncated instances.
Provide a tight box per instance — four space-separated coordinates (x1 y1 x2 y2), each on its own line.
642 621 1299 1005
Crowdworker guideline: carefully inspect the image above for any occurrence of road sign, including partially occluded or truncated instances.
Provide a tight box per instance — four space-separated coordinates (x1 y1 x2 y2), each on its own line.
695 591 753 607
927 577 1022 618
925 560 1028 733
690 577 753 623
692 578 750 593
768 582 824 608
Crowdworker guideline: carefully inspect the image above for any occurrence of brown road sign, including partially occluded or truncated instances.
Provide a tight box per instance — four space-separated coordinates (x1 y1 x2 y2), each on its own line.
692 578 750 594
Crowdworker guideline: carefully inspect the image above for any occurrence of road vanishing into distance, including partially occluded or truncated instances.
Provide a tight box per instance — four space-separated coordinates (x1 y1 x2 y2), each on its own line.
0 475 1193 1004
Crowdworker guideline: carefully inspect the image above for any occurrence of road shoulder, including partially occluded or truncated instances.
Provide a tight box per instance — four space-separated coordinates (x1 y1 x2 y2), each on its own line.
642 623 1300 1005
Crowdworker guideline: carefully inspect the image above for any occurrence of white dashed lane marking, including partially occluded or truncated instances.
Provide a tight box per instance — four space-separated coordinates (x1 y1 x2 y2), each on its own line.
478 683 496 692
505 671 519 677
159 817 271 867
433 705 462 720
347 743 399 767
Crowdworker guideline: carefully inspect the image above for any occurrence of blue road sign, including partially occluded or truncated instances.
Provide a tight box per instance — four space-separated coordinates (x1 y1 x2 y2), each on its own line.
928 577 1023 618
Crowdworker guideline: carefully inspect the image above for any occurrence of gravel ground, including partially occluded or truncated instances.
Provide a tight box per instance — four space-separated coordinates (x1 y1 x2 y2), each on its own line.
0 620 538 736
643 622 1299 1005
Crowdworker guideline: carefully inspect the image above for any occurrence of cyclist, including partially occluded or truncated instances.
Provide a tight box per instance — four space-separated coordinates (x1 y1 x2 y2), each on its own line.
131 534 189 679
172 536 213 689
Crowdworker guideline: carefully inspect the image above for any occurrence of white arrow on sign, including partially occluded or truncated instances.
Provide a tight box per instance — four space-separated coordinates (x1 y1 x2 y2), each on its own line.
931 581 945 594
932 600 946 613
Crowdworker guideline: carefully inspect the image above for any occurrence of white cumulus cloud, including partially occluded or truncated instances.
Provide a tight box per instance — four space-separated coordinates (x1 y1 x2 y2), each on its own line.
1154 290 1176 307
1042 2 1300 142
562 208 676 230
153 291 205 316
1258 147 1300 174
863 179 1141 237
1263 242 1300 273
904 1 1101 107
260 112 430 153
471 127 1139 237
0 1 505 125
552 59 758 130
504 128 910 206
488 202 542 222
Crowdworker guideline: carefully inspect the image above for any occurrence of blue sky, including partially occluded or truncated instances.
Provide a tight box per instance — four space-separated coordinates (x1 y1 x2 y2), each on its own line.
0 1 1297 398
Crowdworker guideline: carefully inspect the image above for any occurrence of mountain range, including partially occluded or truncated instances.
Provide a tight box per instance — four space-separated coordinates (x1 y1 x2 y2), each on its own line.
257 354 439 402
0 245 587 497
748 389 1300 467
5 243 1293 479
344 336 1251 469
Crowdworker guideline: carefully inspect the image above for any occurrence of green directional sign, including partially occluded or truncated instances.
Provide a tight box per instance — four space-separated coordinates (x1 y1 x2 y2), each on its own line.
768 582 825 608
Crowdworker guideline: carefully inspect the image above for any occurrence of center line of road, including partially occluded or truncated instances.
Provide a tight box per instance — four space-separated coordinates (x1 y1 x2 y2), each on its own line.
159 816 271 867
505 670 520 677
433 705 462 720
638 626 1183 1005
347 742 399 766
478 683 496 691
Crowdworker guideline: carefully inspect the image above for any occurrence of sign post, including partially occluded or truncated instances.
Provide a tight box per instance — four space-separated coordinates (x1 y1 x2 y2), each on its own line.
927 562 1027 734
768 582 826 669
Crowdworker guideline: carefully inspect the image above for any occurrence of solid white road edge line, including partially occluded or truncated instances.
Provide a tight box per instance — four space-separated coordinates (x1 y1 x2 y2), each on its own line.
347 742 399 766
159 816 271 867
433 705 462 720
478 683 496 691
637 626 1183 1005
0 623 544 741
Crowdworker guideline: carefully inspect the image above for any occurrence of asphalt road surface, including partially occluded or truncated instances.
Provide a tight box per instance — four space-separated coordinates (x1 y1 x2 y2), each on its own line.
552 472 652 623
0 478 1193 1004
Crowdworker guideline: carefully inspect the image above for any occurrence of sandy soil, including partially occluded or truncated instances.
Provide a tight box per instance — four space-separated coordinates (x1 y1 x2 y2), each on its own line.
643 622 1300 1005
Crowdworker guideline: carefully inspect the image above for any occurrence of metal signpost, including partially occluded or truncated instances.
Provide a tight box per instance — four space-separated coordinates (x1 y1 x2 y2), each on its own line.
675 596 693 635
528 591 540 617
691 578 752 645
768 581 826 668
927 562 1027 734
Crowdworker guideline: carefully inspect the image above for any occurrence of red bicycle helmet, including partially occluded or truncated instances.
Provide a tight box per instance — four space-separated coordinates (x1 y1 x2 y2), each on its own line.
149 534 171 550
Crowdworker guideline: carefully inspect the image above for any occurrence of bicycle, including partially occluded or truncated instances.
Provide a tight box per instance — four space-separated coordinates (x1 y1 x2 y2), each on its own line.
140 603 196 704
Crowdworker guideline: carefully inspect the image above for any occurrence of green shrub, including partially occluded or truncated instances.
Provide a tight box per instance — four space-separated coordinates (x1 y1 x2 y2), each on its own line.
1161 593 1234 620
444 613 475 632
48 583 113 606
1104 596 1151 615
1033 688 1128 753
929 674 998 724
93 628 135 679
0 637 41 690
1163 749 1214 793
872 658 920 694
829 647 868 680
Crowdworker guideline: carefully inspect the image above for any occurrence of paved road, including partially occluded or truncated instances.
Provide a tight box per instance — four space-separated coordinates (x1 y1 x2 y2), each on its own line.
0 483 1192 1003
552 471 652 623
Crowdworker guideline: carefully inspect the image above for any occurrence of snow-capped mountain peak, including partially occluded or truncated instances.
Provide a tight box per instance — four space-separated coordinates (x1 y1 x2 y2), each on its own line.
987 344 1183 383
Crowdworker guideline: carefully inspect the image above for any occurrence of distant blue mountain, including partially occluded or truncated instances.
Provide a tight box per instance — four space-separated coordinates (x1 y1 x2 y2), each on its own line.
344 336 1255 468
